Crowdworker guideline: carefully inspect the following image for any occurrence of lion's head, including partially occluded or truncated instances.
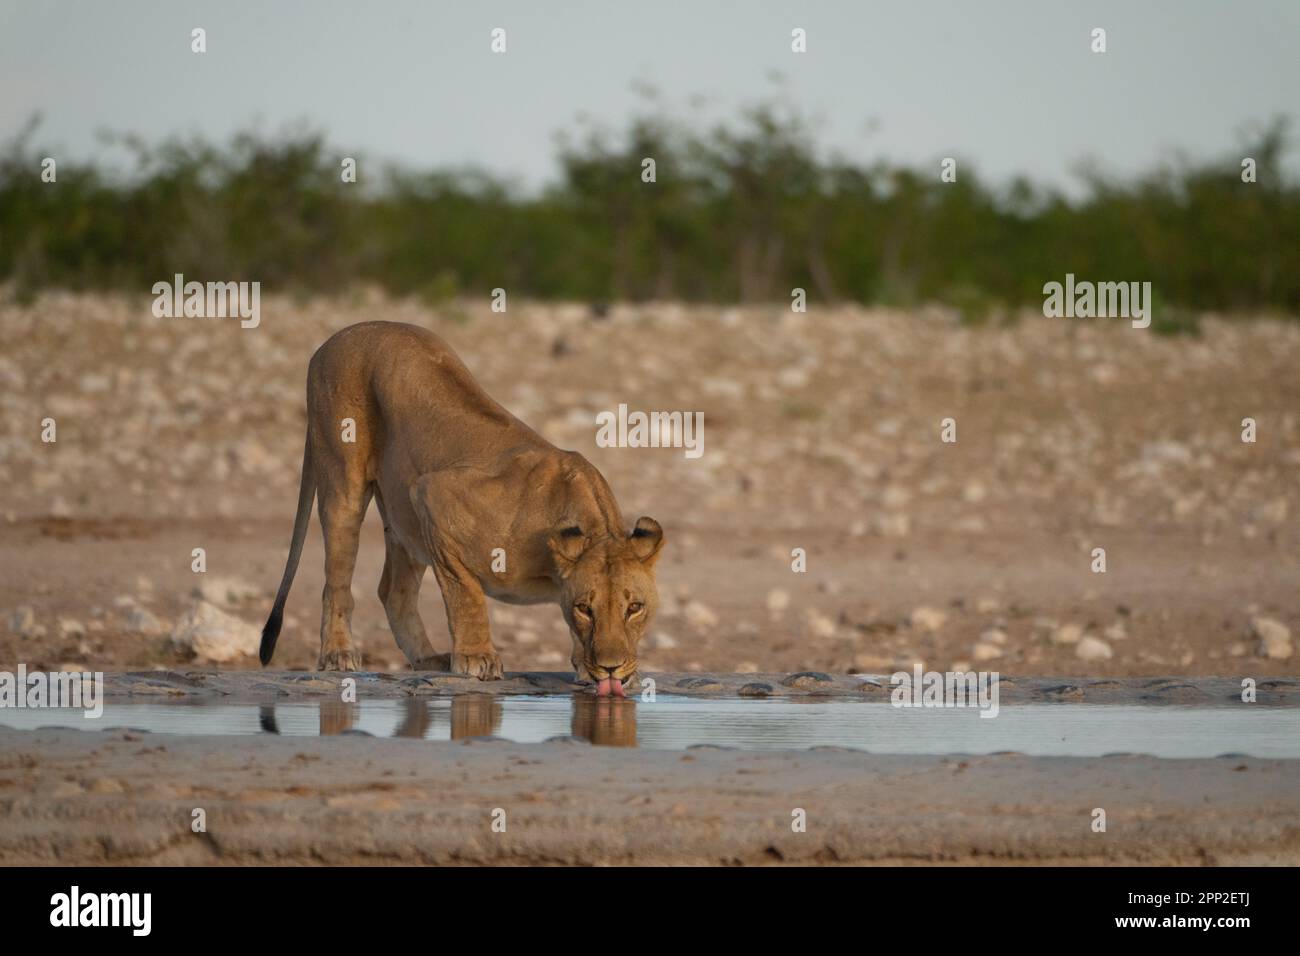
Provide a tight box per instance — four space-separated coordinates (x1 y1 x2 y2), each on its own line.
549 516 664 696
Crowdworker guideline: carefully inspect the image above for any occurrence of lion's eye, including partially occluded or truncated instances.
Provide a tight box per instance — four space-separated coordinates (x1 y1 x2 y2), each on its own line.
573 604 592 619
626 602 645 617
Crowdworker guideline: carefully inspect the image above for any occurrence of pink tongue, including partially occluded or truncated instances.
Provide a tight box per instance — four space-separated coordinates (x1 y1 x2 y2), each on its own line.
596 678 613 696
610 678 626 698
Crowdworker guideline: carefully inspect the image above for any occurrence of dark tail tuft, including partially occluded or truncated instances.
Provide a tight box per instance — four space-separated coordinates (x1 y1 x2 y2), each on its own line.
260 427 316 669
259 607 283 666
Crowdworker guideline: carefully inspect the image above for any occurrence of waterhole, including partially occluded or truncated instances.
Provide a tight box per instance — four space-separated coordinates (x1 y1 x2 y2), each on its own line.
2 695 1297 757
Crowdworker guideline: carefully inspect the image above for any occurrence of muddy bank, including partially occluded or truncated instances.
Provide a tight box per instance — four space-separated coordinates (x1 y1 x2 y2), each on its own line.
2 672 1299 866
1 724 1297 866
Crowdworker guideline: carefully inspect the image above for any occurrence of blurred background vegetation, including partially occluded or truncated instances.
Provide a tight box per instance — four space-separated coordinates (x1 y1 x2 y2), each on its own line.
2 105 1296 317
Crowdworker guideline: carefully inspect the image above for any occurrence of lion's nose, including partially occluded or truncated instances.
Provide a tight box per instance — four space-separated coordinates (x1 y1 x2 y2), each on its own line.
597 662 625 676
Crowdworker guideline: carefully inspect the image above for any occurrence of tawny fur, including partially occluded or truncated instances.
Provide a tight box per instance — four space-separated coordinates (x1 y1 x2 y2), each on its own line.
260 321 664 684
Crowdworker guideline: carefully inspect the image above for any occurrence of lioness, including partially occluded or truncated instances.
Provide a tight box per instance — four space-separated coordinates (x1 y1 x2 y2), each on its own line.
259 321 663 696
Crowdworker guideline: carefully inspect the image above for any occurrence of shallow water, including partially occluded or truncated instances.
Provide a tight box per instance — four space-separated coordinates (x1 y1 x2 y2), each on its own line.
2 694 1297 757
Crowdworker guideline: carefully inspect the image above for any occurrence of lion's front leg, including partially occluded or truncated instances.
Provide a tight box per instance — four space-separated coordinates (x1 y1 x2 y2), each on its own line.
430 556 503 681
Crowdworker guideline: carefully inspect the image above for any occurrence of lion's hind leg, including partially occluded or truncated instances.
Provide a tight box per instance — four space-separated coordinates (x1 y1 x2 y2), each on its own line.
377 521 446 670
314 457 371 672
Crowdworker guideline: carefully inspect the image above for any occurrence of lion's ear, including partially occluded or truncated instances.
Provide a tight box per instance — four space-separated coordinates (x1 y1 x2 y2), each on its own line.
548 526 586 578
629 516 664 566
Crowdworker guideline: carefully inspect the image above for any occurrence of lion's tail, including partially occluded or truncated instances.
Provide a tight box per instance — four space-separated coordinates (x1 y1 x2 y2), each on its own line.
260 430 316 666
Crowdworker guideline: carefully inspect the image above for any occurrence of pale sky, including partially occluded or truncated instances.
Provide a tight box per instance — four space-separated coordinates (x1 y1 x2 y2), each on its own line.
1 0 1295 194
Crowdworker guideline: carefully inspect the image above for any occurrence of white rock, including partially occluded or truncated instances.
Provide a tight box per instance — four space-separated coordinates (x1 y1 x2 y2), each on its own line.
766 589 790 615
170 601 261 663
1050 623 1083 646
909 606 947 633
1250 617 1293 660
972 642 1002 661
193 575 262 606
980 627 1008 645
870 513 911 537
1075 636 1113 661
804 611 837 639
58 618 85 637
683 601 718 629
651 631 678 650
127 607 167 636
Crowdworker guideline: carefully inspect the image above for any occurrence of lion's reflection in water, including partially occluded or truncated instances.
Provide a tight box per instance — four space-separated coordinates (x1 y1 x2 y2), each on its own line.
569 697 637 747
447 696 504 739
257 695 640 746
309 697 507 739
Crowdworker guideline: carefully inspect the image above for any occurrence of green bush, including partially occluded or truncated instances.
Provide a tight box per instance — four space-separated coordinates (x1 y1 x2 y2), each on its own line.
2 109 1295 315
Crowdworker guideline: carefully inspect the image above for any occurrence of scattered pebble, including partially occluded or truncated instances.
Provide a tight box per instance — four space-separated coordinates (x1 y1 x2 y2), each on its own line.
1075 636 1113 661
1250 617 1292 660
127 607 167 636
193 575 262 606
683 601 718 629
1050 624 1083 646
804 610 837 639
909 606 947 633
57 617 85 637
170 601 260 663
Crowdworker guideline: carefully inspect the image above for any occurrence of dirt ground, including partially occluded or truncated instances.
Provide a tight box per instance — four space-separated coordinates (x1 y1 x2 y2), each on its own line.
1 291 1298 677
4 718 1298 866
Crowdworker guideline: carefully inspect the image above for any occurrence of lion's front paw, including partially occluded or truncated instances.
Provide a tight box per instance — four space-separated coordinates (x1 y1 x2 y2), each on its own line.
452 649 504 681
318 646 362 672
